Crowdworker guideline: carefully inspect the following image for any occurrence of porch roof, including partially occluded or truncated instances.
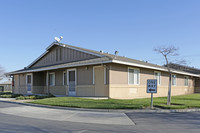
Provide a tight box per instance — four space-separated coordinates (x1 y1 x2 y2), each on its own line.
8 57 111 75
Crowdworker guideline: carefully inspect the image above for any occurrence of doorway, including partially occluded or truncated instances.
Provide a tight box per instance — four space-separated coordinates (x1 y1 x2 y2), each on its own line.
26 74 32 94
94 66 106 96
67 69 76 96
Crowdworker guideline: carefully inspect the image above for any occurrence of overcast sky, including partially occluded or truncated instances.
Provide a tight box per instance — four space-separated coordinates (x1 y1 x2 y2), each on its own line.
1 0 200 72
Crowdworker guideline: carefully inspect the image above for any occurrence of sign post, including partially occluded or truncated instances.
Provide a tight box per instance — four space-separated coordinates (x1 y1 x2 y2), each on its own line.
147 79 157 109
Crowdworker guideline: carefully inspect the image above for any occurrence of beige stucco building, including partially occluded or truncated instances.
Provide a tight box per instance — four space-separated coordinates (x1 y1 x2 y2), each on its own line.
9 42 200 99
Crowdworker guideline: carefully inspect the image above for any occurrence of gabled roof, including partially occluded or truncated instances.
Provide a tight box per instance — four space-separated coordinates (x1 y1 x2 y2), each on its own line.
0 80 12 85
8 42 200 77
27 42 105 68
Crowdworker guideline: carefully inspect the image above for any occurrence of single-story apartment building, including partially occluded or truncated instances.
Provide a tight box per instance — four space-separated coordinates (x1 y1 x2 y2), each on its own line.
0 80 12 92
8 42 200 99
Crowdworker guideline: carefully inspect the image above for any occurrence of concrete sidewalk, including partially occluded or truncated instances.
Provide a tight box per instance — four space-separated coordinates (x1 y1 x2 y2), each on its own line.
0 99 134 126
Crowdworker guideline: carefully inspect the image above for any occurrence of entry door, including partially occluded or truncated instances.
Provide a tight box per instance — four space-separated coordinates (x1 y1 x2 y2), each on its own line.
26 74 32 94
94 66 105 96
68 69 76 96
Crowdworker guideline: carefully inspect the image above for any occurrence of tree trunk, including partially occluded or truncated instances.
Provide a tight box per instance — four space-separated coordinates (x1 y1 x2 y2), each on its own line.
167 73 172 105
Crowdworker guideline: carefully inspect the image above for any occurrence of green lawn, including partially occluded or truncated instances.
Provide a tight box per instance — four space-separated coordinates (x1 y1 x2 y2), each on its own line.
28 94 200 109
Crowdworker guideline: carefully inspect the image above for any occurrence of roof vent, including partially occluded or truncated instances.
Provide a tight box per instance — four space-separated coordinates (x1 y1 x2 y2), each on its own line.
115 51 119 55
114 51 119 59
100 50 104 53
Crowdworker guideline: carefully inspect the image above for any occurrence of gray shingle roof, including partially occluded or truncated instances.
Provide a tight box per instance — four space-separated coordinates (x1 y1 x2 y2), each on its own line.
8 42 200 77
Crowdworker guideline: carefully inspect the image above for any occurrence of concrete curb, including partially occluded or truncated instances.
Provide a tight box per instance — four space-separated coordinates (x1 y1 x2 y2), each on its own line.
1 98 200 113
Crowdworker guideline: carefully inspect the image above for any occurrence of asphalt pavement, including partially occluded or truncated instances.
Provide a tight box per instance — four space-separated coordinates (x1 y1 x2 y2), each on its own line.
0 100 200 133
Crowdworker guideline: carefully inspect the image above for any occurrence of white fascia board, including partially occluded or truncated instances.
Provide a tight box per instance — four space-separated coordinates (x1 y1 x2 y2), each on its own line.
10 59 200 77
10 60 112 75
112 60 200 77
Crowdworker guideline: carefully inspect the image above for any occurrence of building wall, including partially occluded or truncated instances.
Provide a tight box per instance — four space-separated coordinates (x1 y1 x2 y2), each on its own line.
0 84 12 92
33 72 46 86
13 63 197 98
77 66 93 85
13 74 27 94
76 65 108 97
195 78 200 93
31 45 98 68
109 63 196 99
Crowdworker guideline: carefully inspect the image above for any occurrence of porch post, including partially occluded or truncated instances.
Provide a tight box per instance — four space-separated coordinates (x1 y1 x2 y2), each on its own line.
66 69 68 96
46 71 49 94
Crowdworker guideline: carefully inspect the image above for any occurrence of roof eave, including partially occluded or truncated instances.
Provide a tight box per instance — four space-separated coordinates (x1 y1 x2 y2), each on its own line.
112 60 200 77
8 60 113 75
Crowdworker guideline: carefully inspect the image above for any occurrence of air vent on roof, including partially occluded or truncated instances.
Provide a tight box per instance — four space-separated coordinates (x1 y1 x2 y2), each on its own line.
115 51 119 56
114 51 119 59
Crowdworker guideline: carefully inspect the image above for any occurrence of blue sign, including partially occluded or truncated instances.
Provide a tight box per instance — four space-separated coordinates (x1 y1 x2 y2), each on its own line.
147 79 157 93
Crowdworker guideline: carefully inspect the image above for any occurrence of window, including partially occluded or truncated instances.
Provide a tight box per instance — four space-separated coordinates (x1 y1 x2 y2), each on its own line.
63 72 67 85
27 75 32 84
172 74 176 86
154 71 161 85
184 76 189 86
128 68 140 85
49 73 55 86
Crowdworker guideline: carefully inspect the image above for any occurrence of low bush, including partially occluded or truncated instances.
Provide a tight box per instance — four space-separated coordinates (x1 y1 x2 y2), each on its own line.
0 92 22 98
16 94 55 100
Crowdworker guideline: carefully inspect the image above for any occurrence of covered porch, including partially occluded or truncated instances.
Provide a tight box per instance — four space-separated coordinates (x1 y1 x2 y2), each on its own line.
13 68 77 96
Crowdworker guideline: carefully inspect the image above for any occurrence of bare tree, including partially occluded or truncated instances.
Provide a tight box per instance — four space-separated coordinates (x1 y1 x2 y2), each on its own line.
0 65 5 81
154 45 178 105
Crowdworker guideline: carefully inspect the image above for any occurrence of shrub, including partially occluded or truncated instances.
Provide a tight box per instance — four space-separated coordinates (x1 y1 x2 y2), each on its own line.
16 96 25 100
15 94 55 100
0 93 22 98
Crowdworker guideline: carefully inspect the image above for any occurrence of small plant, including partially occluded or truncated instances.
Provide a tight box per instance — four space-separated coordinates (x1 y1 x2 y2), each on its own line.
15 94 55 100
0 92 22 98
16 96 25 100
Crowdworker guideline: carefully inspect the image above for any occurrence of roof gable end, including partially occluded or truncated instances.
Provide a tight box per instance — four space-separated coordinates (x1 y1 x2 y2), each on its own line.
27 43 104 68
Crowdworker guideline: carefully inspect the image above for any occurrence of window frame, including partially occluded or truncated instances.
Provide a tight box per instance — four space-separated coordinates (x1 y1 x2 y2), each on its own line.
184 76 189 86
49 72 55 86
171 74 176 86
154 71 161 85
26 73 33 85
128 67 140 85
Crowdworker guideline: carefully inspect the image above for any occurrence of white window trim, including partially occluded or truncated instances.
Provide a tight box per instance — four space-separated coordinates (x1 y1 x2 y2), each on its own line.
26 73 33 85
154 71 161 85
128 67 140 85
67 68 77 85
63 71 66 86
171 74 176 86
49 72 55 86
184 76 189 86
